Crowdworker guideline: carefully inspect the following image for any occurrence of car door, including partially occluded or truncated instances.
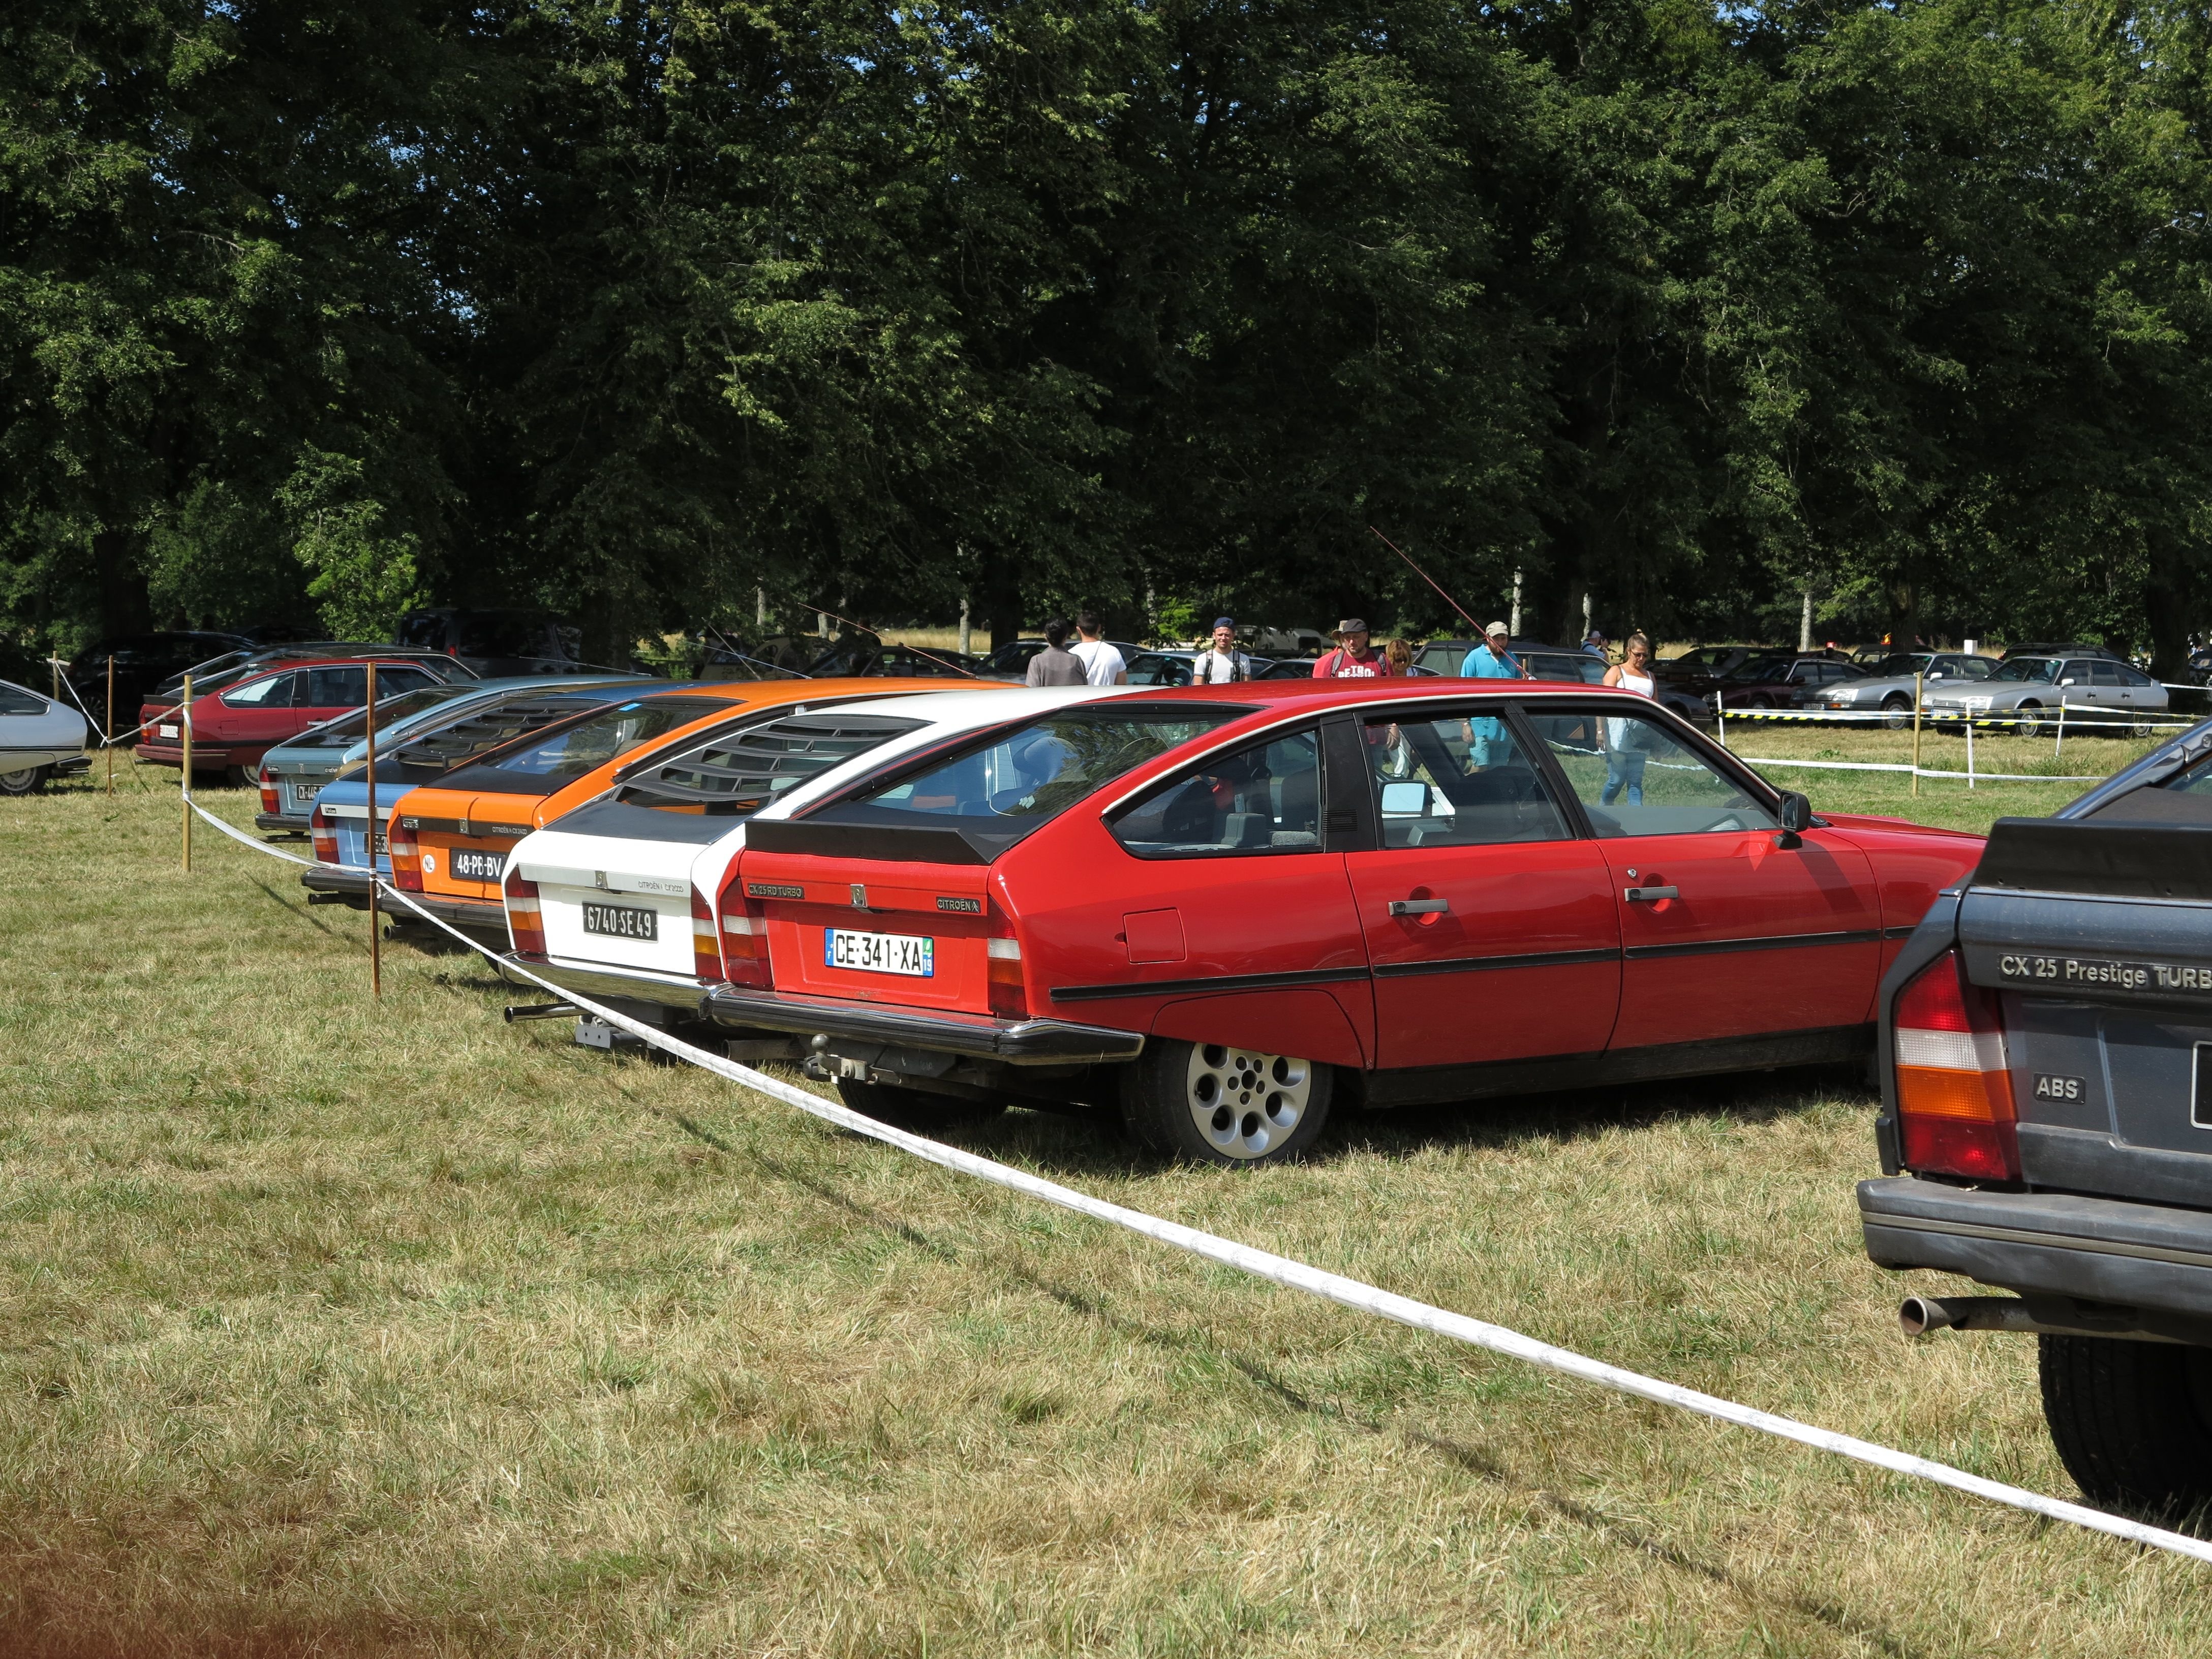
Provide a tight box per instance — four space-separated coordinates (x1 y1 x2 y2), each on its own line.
1341 704 1619 1069
1521 704 1882 1052
213 670 303 758
2084 659 2130 724
298 665 370 741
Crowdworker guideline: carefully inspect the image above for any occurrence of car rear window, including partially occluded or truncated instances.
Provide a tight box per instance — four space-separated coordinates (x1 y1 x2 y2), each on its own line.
800 704 1251 859
296 685 466 746
439 697 725 793
613 709 927 816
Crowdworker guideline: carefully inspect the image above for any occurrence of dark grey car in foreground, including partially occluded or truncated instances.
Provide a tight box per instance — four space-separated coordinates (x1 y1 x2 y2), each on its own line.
1862 718 2212 1511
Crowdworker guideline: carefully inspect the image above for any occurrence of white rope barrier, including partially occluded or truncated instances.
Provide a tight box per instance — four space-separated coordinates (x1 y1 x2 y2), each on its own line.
170 777 2212 1568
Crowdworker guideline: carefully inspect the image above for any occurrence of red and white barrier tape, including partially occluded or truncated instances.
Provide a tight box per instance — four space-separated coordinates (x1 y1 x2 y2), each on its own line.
176 783 2212 1568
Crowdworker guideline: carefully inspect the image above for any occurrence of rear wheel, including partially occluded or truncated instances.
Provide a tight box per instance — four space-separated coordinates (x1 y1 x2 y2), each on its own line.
226 764 258 789
833 1076 1007 1135
0 764 48 796
2040 1334 2212 1513
1747 694 1774 709
1882 694 1913 730
1122 1039 1332 1165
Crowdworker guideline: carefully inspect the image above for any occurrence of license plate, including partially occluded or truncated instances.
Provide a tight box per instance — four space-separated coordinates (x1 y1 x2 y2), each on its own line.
825 929 935 977
367 832 387 855
451 848 503 882
159 724 178 738
291 783 318 804
582 901 658 941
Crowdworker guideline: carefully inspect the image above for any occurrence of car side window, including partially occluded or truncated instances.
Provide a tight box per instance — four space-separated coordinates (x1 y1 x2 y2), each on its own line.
0 684 43 715
1110 727 1324 857
1525 710 1776 838
384 666 438 694
2122 663 2157 687
1364 713 1568 847
1960 657 1994 678
304 665 369 706
2088 661 2122 687
221 671 296 708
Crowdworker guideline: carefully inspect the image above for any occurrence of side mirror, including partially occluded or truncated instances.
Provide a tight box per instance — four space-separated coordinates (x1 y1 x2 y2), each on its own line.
1775 790 1812 848
2061 677 2076 687
1379 781 1430 816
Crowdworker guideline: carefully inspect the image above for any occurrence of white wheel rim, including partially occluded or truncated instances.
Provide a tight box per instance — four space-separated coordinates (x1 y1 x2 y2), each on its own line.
0 768 35 789
1184 1044 1310 1160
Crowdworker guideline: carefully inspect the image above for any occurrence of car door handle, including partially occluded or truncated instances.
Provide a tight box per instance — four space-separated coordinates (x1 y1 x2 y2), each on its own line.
1624 885 1679 902
1387 898 1451 916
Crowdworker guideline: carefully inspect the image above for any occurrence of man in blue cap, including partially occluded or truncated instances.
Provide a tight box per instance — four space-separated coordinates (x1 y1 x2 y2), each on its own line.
1192 617 1254 683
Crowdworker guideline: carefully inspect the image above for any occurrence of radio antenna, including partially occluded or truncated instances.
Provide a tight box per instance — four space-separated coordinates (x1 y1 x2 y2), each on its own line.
1368 526 1488 637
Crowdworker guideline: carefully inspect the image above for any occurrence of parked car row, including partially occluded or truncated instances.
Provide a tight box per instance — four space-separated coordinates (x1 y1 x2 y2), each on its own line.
275 671 1987 1174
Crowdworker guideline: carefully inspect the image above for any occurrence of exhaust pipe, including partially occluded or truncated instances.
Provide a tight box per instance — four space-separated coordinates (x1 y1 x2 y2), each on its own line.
1900 1295 2187 1343
504 1002 579 1023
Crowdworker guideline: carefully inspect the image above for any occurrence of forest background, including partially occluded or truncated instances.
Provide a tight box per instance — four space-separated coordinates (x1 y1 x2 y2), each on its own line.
7 0 2212 669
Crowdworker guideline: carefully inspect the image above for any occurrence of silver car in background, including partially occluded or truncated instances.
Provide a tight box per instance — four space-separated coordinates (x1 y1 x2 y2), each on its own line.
1813 651 1995 727
1923 653 2168 735
0 678 89 795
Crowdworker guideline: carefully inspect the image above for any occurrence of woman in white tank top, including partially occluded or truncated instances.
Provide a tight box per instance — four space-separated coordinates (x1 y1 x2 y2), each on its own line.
1601 632 1657 805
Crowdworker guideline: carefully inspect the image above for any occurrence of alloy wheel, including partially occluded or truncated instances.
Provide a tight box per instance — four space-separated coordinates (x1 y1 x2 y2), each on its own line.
1184 1044 1311 1161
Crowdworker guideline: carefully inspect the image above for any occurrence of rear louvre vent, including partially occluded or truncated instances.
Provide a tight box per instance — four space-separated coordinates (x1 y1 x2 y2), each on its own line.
619 715 921 814
393 702 578 772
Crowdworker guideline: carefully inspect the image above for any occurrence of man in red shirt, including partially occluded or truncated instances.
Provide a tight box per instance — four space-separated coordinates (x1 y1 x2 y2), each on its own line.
1312 619 1395 679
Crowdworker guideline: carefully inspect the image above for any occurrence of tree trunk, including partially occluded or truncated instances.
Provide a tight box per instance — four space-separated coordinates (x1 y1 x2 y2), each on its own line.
1885 577 1918 650
978 548 1024 650
2143 533 2194 684
91 528 153 638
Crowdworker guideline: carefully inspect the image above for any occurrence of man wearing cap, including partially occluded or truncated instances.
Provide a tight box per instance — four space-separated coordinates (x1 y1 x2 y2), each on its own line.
1462 623 1528 681
1313 619 1395 678
1192 617 1255 684
1582 629 1609 660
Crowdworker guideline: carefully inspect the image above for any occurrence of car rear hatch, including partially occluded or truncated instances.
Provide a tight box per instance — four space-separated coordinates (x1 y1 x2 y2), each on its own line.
1959 816 2212 1207
517 817 715 980
401 786 529 903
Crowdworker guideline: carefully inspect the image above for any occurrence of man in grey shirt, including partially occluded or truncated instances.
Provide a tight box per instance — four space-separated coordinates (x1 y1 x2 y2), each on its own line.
1025 619 1089 686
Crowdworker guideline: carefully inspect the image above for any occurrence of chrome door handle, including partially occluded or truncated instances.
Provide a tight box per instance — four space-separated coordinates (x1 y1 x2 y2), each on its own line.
1388 898 1451 916
1624 885 1679 902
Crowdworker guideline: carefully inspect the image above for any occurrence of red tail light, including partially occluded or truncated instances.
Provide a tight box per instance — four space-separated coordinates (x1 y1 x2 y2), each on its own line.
986 895 1027 1020
389 815 423 892
716 885 772 989
1893 949 2019 1181
258 766 279 817
310 804 339 865
505 866 546 956
691 885 724 981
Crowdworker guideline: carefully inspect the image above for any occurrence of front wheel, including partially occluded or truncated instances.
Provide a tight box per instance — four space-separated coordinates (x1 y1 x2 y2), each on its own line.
2040 1334 2212 1513
0 764 48 796
2011 701 2043 739
1122 1039 1332 1165
1882 695 1913 730
833 1076 1006 1136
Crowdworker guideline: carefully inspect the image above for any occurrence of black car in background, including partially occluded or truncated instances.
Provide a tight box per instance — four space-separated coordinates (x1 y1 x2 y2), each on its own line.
393 608 586 675
807 636 988 678
1652 643 1772 698
66 631 255 738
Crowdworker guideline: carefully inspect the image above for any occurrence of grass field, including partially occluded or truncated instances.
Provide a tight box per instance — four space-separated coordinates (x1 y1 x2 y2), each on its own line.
4 734 2208 1656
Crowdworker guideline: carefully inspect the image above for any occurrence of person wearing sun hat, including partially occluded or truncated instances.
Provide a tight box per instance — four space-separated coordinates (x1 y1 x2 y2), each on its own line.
1312 618 1395 678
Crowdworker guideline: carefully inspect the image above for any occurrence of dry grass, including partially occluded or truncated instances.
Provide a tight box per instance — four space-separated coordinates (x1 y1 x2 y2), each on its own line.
2 749 2209 1655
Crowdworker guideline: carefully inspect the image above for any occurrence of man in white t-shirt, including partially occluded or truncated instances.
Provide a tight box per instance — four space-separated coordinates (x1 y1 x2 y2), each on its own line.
1069 611 1128 686
1192 617 1255 683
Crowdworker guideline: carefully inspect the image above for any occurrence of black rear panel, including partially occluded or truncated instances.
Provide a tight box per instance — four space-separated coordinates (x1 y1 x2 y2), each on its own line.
1972 817 2212 901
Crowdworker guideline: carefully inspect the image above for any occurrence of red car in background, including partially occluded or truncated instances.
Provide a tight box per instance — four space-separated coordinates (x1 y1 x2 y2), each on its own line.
678 680 1983 1163
136 656 453 784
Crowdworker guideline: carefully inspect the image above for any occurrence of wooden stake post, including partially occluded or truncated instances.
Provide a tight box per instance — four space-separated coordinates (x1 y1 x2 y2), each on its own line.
1906 671 1923 796
105 656 115 794
366 661 381 999
180 674 193 870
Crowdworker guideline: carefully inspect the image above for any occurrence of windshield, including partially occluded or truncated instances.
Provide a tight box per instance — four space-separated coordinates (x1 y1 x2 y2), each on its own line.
1873 654 1933 677
806 705 1249 856
1719 655 1789 684
462 697 724 779
1991 657 2062 684
295 685 470 747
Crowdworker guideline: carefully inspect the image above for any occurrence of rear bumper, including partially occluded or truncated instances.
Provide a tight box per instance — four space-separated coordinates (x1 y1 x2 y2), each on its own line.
299 866 505 932
256 812 310 832
1860 1177 2212 1322
702 982 1146 1066
505 953 718 1015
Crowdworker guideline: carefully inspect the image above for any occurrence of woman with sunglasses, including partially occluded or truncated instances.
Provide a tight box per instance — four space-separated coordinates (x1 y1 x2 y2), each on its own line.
1600 632 1657 805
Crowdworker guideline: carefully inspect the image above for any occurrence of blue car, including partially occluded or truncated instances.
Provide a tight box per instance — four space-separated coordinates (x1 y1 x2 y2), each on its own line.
302 680 699 928
256 674 651 832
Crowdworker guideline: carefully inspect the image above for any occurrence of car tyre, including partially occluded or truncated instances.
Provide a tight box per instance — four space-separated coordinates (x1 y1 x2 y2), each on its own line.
0 764 49 796
226 764 258 789
2011 701 2043 738
1121 1038 1332 1165
833 1076 1006 1135
2040 1334 2212 1514
1882 695 1913 730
